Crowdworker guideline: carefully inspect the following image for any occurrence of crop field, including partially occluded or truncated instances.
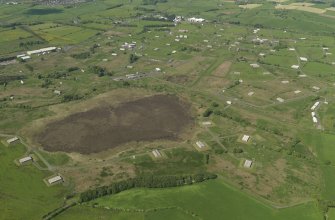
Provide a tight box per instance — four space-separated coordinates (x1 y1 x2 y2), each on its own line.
1 0 335 219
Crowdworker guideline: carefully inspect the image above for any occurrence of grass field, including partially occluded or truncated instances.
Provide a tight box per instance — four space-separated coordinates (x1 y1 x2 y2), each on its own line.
0 140 69 220
55 179 323 220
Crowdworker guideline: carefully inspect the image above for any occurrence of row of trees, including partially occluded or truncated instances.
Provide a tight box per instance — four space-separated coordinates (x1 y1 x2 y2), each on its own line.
80 173 217 203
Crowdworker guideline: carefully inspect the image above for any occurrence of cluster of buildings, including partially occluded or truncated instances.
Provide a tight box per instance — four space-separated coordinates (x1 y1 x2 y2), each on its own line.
16 47 58 61
5 136 63 186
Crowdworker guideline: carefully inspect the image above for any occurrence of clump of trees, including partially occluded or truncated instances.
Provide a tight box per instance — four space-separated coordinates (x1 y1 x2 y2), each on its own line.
71 52 91 59
142 0 167 5
129 53 139 63
80 173 217 202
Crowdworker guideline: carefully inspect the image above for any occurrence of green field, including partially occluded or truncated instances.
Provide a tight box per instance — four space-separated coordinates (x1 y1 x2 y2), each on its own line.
0 140 68 219
56 179 322 220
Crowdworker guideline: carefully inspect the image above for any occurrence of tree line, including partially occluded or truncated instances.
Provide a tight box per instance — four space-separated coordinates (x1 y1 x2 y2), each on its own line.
80 173 217 203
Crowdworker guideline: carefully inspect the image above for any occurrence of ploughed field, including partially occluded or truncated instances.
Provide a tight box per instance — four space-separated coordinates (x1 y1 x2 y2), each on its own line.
36 95 193 154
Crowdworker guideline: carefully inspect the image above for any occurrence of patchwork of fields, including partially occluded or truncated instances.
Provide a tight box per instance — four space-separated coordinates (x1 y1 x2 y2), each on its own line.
1 0 335 219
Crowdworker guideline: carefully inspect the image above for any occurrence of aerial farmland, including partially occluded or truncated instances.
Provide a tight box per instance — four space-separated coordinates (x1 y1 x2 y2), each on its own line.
1 0 335 219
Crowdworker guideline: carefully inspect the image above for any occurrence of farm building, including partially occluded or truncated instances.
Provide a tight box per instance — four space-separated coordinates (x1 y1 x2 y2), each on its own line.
250 63 259 68
187 17 205 23
291 65 299 69
311 101 320 110
196 141 205 149
312 86 320 91
276 97 284 103
202 121 212 126
19 156 33 164
248 91 254 96
54 90 61 95
244 160 253 168
152 149 162 158
7 137 19 144
48 175 63 185
312 117 318 123
311 112 316 117
226 101 232 105
289 48 295 51
155 67 161 72
294 90 301 94
20 56 31 61
300 57 308 62
242 135 250 142
27 47 57 55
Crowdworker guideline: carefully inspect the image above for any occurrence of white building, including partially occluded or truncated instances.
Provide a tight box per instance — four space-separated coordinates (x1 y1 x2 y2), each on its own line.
27 47 57 56
188 17 205 23
291 65 299 69
19 156 33 164
300 57 308 62
276 97 284 103
242 135 250 142
152 149 161 158
7 137 19 144
250 63 259 68
312 116 318 123
244 159 253 168
48 175 63 185
54 90 61 95
196 141 205 149
311 101 320 111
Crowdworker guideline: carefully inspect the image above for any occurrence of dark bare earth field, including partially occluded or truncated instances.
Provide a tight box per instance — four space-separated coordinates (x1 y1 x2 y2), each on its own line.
36 95 193 154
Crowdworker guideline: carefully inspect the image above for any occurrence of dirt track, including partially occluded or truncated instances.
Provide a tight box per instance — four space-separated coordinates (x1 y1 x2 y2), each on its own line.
36 95 193 154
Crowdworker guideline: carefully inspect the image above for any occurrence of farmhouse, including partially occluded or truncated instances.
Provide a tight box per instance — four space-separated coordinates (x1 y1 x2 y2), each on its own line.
155 67 161 72
312 86 320 91
242 135 250 142
291 65 299 69
226 101 232 105
294 90 301 94
7 137 19 144
19 156 33 164
300 57 308 61
259 53 265 57
281 80 289 84
152 149 162 158
48 175 63 185
289 48 296 51
196 141 205 149
244 159 253 168
27 47 57 56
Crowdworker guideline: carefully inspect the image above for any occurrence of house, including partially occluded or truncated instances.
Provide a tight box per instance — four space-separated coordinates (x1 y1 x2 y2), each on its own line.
288 48 295 51
19 156 33 164
281 80 289 84
202 121 212 126
294 90 301 94
152 149 161 158
48 175 63 185
248 91 254 96
242 135 250 142
196 141 205 149
312 86 320 91
155 67 161 72
300 57 308 62
244 159 253 168
291 65 299 69
226 101 232 105
21 56 31 61
7 137 19 144
311 112 316 117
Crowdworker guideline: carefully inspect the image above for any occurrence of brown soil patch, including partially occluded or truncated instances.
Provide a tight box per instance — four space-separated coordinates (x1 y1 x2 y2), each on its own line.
36 95 193 154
